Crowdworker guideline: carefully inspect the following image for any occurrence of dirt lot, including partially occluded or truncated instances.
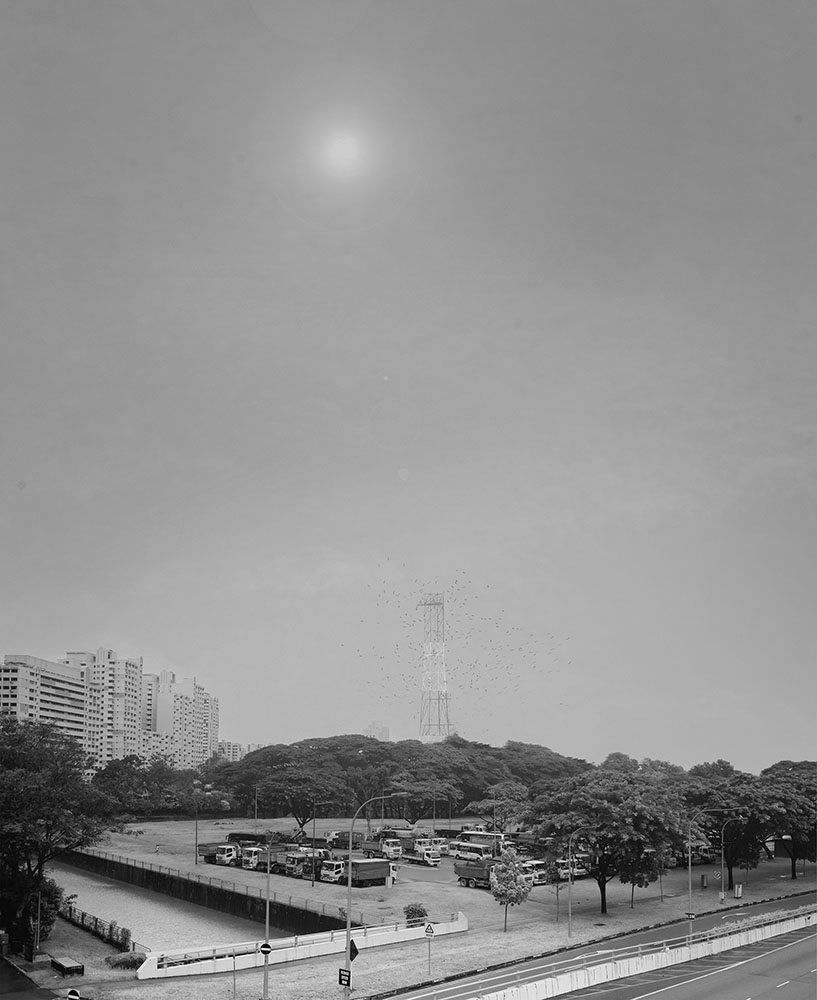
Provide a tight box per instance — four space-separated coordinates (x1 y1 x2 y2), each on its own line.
23 818 817 1000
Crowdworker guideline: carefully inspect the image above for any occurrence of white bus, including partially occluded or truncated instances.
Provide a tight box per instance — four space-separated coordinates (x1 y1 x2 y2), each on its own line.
450 841 495 861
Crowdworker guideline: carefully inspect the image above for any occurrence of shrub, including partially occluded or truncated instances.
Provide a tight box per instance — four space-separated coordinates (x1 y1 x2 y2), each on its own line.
403 902 428 927
105 951 146 970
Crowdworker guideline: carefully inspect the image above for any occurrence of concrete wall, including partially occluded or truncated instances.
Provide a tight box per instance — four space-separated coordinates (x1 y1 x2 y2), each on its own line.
61 851 345 936
137 911 469 979
479 909 816 1000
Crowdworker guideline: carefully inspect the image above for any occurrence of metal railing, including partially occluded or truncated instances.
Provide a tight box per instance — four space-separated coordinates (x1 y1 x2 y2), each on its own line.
60 903 150 953
74 848 381 927
496 902 817 983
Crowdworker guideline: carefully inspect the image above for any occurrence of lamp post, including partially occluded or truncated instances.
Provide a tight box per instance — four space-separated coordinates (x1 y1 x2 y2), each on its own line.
686 808 724 938
262 829 272 1000
567 827 594 939
343 793 402 1000
719 817 741 902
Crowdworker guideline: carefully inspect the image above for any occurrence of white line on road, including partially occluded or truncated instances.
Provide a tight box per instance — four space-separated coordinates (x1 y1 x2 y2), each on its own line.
598 932 817 1000
776 982 789 988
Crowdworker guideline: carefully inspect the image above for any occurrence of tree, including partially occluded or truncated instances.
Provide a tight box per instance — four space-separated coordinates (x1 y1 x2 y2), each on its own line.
466 780 529 832
489 847 532 931
0 719 113 949
532 769 687 914
759 761 817 880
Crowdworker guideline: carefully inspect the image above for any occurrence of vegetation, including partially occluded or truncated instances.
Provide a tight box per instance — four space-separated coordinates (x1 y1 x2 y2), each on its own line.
403 901 428 927
2 714 811 946
0 718 113 949
489 847 532 930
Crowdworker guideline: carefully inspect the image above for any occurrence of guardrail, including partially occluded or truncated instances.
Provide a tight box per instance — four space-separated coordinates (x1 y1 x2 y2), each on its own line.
474 903 817 1000
76 848 381 927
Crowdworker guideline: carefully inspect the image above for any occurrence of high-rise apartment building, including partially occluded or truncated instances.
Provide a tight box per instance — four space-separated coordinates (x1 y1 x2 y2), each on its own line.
61 649 143 767
1 655 86 743
1 648 219 773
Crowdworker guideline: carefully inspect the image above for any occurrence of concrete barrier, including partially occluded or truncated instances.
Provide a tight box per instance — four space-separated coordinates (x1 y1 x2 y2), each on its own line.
137 911 468 979
475 907 815 1000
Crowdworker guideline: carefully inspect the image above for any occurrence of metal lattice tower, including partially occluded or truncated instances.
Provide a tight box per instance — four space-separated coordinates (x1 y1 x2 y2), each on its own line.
418 593 453 742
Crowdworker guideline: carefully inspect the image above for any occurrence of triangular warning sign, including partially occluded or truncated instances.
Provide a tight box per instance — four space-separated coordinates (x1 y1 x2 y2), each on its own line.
349 939 359 962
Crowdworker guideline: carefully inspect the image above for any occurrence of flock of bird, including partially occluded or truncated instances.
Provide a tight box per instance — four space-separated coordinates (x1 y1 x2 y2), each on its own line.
342 562 573 731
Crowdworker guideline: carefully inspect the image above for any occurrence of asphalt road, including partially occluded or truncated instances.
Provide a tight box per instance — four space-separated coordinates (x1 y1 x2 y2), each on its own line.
563 928 817 1000
391 892 816 1000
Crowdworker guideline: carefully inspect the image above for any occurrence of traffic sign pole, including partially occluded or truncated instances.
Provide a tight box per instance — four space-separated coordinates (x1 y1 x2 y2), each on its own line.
424 923 434 976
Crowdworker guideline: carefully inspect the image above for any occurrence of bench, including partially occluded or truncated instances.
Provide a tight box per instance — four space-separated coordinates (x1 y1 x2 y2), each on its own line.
50 956 85 977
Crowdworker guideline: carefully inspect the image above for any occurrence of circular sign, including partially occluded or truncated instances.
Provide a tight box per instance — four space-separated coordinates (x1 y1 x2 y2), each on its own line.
67 991 80 1000
259 942 272 955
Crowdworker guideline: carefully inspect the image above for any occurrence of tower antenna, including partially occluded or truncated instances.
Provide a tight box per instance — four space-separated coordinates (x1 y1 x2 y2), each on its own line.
417 592 453 742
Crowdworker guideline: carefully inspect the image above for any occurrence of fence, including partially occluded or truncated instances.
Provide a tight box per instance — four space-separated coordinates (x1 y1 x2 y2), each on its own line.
73 848 380 927
60 903 149 954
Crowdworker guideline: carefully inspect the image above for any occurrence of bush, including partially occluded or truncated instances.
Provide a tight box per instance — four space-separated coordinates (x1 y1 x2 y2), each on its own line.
403 902 428 927
105 951 147 970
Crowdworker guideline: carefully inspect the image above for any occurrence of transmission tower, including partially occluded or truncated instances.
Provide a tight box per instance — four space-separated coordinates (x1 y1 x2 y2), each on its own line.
418 593 453 742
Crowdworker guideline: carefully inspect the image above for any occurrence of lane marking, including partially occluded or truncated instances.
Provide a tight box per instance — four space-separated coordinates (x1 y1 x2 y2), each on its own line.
599 932 817 1000
776 982 789 988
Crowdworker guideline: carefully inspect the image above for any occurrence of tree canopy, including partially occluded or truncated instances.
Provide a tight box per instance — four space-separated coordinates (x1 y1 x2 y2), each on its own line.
0 718 113 948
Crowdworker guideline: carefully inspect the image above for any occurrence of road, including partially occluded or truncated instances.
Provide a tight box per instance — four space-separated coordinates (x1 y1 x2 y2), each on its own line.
564 928 816 1000
391 892 816 1000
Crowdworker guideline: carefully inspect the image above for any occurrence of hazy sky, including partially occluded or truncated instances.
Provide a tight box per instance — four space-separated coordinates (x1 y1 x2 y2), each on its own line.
2 1 815 774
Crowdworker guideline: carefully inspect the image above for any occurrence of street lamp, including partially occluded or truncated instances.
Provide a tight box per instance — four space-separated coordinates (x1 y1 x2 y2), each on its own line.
686 808 725 938
719 817 742 902
343 793 403 1000
262 828 272 1000
567 827 595 939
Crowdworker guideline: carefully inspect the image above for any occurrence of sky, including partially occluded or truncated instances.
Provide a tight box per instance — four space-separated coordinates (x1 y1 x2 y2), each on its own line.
2 1 815 775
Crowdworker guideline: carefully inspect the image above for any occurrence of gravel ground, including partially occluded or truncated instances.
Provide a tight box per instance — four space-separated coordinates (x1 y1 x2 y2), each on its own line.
22 820 817 1000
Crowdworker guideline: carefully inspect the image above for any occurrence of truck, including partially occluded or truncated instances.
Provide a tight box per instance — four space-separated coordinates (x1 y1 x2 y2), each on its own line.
325 831 364 851
319 857 396 887
240 846 295 874
455 860 535 889
197 841 222 864
284 848 332 878
454 860 495 888
360 837 403 860
400 837 441 867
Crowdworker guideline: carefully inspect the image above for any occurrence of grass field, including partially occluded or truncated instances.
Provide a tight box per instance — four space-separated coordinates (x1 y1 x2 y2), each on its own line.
23 818 817 1000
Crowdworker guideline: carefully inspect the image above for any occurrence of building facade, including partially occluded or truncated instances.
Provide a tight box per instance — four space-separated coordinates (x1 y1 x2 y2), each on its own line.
1 648 219 773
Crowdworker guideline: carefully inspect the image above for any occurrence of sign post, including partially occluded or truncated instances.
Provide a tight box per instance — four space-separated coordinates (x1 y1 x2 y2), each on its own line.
425 923 434 976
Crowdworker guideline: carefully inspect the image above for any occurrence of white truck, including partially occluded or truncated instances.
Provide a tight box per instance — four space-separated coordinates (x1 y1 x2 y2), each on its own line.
401 837 442 867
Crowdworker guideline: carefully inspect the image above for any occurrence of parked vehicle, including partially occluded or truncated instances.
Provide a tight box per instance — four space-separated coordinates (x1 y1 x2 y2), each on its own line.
325 831 364 851
400 838 441 866
361 837 403 860
240 846 297 873
454 860 495 888
430 837 450 856
450 841 497 862
284 848 332 877
197 841 221 864
522 859 551 885
319 857 394 887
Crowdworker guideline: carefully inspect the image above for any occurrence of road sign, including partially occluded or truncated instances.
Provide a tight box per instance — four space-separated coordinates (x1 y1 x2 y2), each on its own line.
338 968 351 986
348 939 359 962
713 870 722 880
67 990 80 1000
259 942 272 956
424 923 434 937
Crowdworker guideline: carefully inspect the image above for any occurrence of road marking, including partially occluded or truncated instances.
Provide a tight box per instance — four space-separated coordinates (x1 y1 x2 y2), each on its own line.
776 982 789 988
600 932 817 1000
